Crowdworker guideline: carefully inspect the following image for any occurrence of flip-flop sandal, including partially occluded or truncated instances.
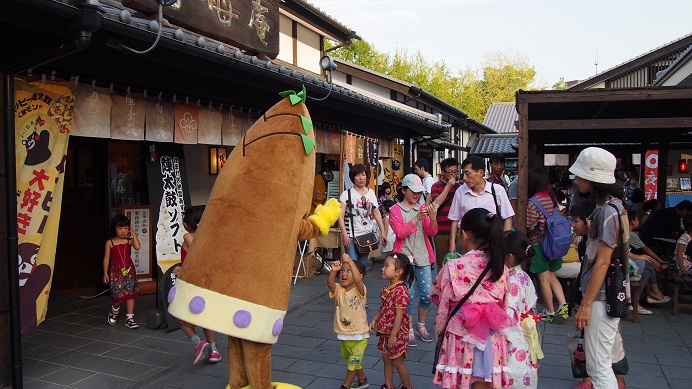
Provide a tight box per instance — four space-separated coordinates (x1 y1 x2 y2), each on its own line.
638 307 653 315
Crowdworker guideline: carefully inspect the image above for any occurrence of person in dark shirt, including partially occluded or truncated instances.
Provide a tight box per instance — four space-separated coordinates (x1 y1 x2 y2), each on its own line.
430 157 459 268
638 200 692 246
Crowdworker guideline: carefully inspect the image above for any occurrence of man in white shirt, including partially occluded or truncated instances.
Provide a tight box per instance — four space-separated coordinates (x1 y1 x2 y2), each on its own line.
448 156 514 253
414 158 436 205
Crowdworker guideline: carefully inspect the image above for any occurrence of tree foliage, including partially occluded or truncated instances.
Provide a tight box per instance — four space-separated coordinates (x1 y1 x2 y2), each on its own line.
326 39 554 122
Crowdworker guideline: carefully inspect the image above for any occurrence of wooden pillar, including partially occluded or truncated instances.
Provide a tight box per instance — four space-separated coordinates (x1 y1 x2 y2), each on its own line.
404 137 412 175
517 102 529 234
658 142 669 207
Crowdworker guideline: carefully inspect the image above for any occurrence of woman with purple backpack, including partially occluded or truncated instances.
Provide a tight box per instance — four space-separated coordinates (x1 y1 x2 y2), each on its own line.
526 168 569 324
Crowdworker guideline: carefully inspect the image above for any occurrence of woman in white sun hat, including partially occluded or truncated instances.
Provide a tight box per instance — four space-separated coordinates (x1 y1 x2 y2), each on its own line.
570 147 627 389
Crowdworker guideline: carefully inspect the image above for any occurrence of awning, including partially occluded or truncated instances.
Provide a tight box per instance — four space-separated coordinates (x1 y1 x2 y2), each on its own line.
469 134 518 156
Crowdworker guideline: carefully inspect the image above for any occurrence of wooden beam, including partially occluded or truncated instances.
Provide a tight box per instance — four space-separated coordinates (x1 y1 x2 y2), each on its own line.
517 102 529 235
516 88 692 104
528 117 692 131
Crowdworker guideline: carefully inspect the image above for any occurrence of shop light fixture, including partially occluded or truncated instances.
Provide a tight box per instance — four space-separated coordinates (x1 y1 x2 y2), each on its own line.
679 159 688 173
209 146 228 175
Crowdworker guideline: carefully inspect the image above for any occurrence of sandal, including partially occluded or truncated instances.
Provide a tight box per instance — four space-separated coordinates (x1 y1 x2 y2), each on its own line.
637 307 653 315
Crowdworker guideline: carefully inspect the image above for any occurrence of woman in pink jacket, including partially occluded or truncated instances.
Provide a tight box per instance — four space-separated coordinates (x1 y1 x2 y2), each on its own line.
389 174 438 347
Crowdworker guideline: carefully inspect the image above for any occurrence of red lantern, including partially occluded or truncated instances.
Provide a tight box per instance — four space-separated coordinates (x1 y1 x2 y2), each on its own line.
679 160 688 173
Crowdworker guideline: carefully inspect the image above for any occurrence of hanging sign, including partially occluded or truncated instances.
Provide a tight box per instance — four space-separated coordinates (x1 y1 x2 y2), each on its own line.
14 79 75 334
145 143 192 274
123 0 279 58
643 150 658 200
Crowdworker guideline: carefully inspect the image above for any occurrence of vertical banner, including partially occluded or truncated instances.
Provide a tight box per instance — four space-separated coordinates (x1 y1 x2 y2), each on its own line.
145 143 192 274
643 150 659 200
145 98 174 142
222 109 242 146
111 94 145 140
121 206 151 277
72 84 112 138
174 103 199 144
197 107 222 145
345 134 356 162
14 79 75 334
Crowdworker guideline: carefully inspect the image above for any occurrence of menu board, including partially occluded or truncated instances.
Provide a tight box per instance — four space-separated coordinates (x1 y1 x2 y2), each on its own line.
121 206 152 278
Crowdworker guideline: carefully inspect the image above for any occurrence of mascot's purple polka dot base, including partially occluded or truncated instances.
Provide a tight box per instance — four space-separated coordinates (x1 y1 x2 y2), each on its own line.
168 286 284 337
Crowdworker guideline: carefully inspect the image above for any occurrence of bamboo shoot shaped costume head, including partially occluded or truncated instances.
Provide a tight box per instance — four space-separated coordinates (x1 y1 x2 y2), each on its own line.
167 87 341 389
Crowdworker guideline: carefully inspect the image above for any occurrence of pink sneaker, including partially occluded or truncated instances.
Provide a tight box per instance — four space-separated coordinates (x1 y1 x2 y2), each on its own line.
208 349 222 363
192 340 211 365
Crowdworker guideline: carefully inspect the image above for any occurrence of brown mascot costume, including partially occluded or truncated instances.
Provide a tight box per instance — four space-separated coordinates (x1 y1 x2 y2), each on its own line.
168 87 340 389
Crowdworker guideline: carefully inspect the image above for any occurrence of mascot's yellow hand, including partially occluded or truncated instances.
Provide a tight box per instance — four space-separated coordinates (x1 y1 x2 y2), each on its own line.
308 198 341 236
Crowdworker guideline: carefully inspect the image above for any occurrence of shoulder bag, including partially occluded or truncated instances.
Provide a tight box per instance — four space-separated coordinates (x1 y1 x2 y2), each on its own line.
348 189 379 254
490 183 503 221
432 264 491 373
605 203 628 318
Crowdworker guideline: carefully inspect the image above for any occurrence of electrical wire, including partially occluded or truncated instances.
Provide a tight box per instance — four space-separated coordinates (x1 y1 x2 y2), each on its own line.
119 4 164 55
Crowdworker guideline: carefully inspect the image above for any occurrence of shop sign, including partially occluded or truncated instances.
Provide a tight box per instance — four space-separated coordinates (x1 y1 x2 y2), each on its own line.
121 206 152 277
643 150 658 200
145 143 192 274
123 0 279 58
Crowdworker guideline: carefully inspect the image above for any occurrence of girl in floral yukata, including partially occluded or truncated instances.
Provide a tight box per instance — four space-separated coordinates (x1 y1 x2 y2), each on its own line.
370 253 416 389
501 231 543 389
431 208 511 389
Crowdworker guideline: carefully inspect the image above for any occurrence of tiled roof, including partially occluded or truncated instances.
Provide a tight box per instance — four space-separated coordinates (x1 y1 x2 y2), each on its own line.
469 134 518 156
654 44 692 85
569 32 692 90
87 1 448 133
482 102 518 134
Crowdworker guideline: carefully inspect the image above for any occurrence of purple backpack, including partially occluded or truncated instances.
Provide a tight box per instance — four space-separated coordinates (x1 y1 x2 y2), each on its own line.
529 197 573 261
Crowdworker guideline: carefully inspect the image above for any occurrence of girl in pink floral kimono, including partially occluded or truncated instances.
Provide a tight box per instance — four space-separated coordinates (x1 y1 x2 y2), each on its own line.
431 208 511 389
501 231 543 389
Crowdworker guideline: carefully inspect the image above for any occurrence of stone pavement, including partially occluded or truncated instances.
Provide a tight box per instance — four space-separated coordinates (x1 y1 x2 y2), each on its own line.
20 263 692 389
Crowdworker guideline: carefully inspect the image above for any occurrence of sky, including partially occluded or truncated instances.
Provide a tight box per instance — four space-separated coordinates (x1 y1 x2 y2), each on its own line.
307 0 692 87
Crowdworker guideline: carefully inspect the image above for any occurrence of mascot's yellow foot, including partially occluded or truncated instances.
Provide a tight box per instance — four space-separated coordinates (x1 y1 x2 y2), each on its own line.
308 198 341 236
228 383 302 389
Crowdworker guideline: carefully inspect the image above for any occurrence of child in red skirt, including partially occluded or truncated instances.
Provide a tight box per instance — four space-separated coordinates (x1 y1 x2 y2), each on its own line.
370 253 416 389
103 215 141 329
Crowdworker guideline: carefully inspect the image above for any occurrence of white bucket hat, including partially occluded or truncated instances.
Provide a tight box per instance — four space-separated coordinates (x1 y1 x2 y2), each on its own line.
569 147 616 184
401 174 426 193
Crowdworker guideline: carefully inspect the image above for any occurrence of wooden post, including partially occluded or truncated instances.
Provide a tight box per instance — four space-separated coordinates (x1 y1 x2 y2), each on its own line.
658 142 669 207
517 101 529 234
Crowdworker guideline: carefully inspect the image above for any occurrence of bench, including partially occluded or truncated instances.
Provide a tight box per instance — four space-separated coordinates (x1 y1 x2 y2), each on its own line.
669 271 692 315
630 280 641 323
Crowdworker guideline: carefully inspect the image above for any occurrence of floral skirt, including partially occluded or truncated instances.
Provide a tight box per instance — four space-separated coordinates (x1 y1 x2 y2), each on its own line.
109 266 139 303
377 331 409 359
433 332 511 389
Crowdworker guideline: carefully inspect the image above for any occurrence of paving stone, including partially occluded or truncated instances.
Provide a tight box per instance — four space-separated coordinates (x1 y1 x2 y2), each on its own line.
22 345 68 361
45 350 157 378
662 364 692 380
37 366 96 386
24 379 72 389
72 340 123 356
23 359 69 380
624 372 672 388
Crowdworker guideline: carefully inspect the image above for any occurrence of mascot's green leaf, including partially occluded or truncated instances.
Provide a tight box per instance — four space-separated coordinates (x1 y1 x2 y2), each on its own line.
278 85 307 106
300 115 312 134
300 134 315 155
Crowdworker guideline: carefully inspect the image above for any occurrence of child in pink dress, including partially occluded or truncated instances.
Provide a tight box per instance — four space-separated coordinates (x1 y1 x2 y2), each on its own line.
502 231 542 389
432 208 511 389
